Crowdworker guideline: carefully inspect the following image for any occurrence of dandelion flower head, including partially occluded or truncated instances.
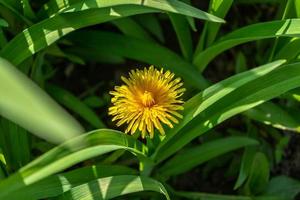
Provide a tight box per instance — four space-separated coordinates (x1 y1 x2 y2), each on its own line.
109 66 185 138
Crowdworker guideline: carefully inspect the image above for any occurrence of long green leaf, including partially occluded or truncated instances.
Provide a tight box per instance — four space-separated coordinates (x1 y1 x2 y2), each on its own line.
68 30 209 89
243 102 300 133
245 152 270 195
234 147 256 190
58 175 170 200
274 37 300 61
1 0 224 66
134 14 165 42
47 0 224 23
264 176 300 200
193 19 300 71
0 57 83 144
46 84 106 129
112 17 154 41
0 129 148 199
152 60 285 162
173 191 252 200
0 118 31 172
172 190 283 200
9 164 137 199
195 0 233 54
169 13 193 60
158 136 258 177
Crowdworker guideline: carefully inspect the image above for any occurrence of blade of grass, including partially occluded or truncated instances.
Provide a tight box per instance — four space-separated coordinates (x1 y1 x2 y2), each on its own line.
234 147 256 190
244 152 270 195
274 37 300 61
264 176 300 199
9 164 137 199
0 0 32 25
112 17 155 42
47 0 225 23
134 14 165 42
0 57 84 144
195 0 233 54
158 136 258 177
0 118 31 172
169 13 193 61
243 102 300 133
194 19 300 72
58 175 170 200
46 84 106 129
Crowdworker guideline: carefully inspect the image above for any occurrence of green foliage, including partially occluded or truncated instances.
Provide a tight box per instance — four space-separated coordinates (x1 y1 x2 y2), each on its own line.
0 0 299 199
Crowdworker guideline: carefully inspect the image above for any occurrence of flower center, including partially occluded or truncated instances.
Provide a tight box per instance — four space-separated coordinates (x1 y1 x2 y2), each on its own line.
140 91 155 107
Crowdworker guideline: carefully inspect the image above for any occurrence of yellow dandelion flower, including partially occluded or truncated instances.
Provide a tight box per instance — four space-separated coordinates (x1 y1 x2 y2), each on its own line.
108 66 185 138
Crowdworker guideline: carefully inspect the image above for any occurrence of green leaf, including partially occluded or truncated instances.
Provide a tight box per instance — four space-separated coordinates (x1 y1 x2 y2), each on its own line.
134 14 165 42
49 0 225 23
46 44 86 65
21 0 35 20
83 96 106 108
58 175 170 200
168 185 281 200
46 84 106 128
173 190 285 200
275 136 290 164
234 147 256 190
0 57 83 144
1 0 224 66
68 30 209 89
195 0 233 53
0 0 32 25
243 102 300 133
264 176 300 200
158 136 258 177
235 52 248 74
244 152 270 195
193 19 300 71
274 38 300 61
152 60 286 163
10 164 137 199
169 13 193 60
0 147 7 180
0 118 31 172
0 18 8 27
0 129 148 199
172 190 253 200
112 17 154 42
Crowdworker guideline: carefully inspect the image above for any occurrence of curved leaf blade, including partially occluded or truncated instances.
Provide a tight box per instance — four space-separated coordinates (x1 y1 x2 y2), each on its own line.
9 164 137 199
244 102 300 133
47 0 225 23
46 84 106 128
58 175 170 200
0 57 83 144
159 136 258 177
0 129 148 199
194 19 300 71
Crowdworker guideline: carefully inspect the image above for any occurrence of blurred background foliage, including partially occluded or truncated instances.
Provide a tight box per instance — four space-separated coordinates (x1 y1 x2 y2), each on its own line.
0 0 300 199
